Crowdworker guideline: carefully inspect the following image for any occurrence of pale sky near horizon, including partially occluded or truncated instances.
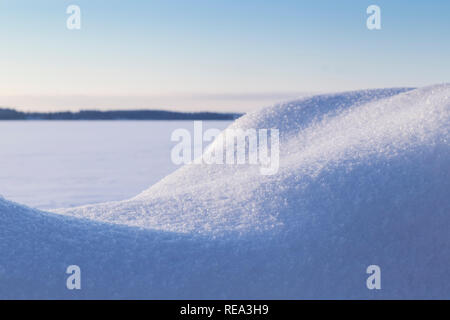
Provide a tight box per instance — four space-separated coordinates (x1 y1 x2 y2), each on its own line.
1 0 449 112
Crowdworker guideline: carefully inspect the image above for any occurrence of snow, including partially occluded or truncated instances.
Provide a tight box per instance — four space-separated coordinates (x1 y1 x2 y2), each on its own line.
0 121 231 209
0 84 449 299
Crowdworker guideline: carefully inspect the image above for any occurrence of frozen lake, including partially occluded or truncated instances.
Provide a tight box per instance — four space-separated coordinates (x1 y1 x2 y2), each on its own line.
0 120 231 210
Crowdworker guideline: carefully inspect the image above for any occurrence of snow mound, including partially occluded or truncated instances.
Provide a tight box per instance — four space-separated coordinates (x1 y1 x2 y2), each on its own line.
1 84 449 298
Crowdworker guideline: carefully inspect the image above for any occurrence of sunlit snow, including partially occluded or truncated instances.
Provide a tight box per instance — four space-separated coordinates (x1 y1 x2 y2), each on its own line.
1 84 449 299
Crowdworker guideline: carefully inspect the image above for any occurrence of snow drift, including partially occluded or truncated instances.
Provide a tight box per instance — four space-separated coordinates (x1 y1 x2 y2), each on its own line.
1 84 449 299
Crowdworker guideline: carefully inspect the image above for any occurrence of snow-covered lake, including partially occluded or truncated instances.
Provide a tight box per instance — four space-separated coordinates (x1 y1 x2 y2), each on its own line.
0 120 231 210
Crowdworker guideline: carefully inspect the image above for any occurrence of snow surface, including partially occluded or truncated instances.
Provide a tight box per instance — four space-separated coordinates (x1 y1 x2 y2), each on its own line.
1 84 449 299
0 121 231 209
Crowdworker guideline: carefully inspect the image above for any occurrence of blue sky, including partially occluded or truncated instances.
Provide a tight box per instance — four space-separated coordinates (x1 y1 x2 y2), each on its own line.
1 0 449 111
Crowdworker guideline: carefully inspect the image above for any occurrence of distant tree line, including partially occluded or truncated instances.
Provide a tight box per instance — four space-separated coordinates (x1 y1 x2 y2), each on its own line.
0 108 242 121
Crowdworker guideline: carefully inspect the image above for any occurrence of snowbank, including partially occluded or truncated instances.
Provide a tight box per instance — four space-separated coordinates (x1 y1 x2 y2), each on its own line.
1 84 449 299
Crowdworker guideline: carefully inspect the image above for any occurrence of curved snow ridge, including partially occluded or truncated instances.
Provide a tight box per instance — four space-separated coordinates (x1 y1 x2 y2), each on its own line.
228 87 414 139
1 84 450 299
0 196 228 299
55 84 450 238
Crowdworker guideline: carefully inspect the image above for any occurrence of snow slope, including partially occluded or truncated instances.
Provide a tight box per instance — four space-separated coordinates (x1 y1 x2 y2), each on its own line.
1 84 449 299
